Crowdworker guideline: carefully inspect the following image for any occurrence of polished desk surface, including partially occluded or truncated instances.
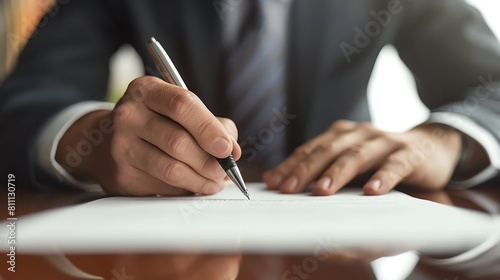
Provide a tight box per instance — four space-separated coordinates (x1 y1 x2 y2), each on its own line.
1 184 499 280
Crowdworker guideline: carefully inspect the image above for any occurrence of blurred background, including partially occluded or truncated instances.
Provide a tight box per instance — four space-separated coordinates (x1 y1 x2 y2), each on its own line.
0 0 53 83
1 0 499 132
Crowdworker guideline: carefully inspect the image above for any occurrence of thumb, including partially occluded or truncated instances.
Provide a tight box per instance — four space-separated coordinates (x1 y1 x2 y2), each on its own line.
217 117 241 160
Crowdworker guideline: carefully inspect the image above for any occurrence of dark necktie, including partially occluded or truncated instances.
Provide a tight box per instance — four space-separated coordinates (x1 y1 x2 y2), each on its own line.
225 0 288 177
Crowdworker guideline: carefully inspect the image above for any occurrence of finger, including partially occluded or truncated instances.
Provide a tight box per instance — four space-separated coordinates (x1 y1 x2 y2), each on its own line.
122 167 194 196
273 125 380 193
130 76 233 158
218 117 242 160
363 148 415 195
97 163 194 197
263 131 338 190
126 137 224 195
264 122 378 190
312 137 402 196
327 119 357 132
129 108 227 183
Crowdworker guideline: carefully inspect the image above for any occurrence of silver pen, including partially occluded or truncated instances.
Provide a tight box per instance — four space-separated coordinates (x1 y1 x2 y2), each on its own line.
146 37 250 200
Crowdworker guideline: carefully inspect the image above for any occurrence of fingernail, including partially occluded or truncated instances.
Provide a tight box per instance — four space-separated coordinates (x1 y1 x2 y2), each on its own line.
283 176 298 192
212 137 230 156
370 179 382 190
216 168 227 180
316 177 332 191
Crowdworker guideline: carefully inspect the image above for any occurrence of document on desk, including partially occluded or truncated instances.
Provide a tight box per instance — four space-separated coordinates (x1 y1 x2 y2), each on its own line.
1 183 496 254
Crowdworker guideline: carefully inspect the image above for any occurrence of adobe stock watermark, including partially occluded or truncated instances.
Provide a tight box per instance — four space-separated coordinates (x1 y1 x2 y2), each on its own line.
240 106 297 163
6 174 17 273
443 74 499 123
340 0 412 63
381 125 449 184
61 117 114 175
178 199 210 224
55 80 150 182
8 0 71 53
282 234 339 280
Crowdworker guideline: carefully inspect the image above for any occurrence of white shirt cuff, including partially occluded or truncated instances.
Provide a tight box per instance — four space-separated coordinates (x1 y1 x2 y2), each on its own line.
428 112 500 189
36 101 115 192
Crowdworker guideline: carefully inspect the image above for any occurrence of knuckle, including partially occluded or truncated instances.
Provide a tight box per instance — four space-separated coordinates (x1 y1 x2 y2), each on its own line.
199 180 222 195
196 117 219 137
322 142 338 155
293 146 312 158
328 165 343 177
330 120 355 131
167 130 191 156
273 164 290 177
358 122 376 133
346 144 367 161
125 77 149 102
128 77 147 89
162 161 185 183
386 156 410 175
385 170 401 182
201 156 217 175
112 103 134 126
167 89 196 118
387 155 406 167
293 162 314 177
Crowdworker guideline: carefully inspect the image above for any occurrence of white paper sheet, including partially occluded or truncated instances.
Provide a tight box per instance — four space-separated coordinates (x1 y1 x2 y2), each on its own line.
0 183 496 254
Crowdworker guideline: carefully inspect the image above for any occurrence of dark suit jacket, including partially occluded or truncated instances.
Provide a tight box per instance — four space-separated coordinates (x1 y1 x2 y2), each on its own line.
1 0 500 188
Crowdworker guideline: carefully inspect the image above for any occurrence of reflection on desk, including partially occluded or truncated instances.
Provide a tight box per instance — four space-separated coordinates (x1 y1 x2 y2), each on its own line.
0 184 499 280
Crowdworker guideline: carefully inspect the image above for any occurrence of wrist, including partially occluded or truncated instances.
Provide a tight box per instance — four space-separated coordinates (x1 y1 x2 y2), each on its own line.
412 122 462 157
410 123 462 179
414 123 490 181
55 110 113 182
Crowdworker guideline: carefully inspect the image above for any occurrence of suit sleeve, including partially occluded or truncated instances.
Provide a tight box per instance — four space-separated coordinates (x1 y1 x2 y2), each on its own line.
0 0 124 189
394 0 500 185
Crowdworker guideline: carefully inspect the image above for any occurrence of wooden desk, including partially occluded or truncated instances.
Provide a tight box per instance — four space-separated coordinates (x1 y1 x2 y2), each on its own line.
1 185 499 280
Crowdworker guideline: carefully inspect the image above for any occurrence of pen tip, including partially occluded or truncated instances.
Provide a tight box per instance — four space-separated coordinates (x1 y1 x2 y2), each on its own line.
244 192 250 200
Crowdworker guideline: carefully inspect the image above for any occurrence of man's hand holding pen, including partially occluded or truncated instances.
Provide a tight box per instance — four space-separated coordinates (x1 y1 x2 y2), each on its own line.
55 76 241 196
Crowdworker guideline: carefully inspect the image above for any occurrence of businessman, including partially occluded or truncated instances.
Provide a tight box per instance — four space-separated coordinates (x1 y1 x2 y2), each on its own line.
1 0 499 196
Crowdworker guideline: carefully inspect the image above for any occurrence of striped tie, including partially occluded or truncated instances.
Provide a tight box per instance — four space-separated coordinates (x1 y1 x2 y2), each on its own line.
225 0 288 177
